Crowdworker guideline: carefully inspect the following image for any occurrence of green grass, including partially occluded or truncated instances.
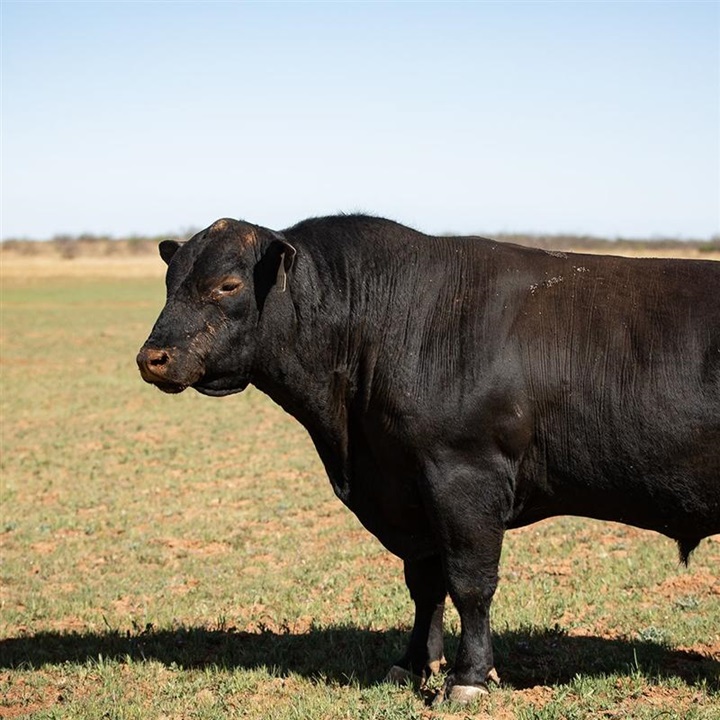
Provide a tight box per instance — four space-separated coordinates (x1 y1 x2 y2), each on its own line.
1 272 718 719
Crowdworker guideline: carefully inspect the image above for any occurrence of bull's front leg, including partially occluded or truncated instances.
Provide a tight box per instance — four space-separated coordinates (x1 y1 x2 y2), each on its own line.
424 460 507 705
386 555 447 686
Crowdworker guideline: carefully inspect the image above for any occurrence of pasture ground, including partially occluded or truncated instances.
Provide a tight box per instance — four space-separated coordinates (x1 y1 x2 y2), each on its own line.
1 251 718 719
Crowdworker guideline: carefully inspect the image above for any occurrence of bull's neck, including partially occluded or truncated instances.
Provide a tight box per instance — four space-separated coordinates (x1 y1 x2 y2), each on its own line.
258 265 362 402
250 246 393 498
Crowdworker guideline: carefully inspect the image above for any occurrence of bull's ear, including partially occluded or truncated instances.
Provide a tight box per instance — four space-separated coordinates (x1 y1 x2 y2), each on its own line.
275 240 297 292
159 240 182 265
253 235 297 310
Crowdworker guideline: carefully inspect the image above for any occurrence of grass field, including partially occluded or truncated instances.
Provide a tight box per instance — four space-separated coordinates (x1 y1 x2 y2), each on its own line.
1 254 718 719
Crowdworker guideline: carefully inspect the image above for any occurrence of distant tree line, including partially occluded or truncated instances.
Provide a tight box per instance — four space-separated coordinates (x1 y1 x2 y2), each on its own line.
492 232 720 254
1 229 718 259
0 229 200 259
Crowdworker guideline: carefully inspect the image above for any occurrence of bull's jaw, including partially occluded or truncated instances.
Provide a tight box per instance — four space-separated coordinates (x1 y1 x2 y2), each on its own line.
152 380 189 394
138 372 190 394
141 375 248 397
192 378 250 397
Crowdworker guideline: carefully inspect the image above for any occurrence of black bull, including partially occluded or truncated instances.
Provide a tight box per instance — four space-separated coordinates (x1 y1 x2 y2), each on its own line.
137 214 719 704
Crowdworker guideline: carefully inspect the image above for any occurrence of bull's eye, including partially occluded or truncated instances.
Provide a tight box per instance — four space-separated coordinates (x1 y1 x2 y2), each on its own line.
211 278 243 299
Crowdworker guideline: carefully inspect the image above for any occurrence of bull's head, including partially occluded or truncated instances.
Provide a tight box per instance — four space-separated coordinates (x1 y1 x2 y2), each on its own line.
136 218 295 396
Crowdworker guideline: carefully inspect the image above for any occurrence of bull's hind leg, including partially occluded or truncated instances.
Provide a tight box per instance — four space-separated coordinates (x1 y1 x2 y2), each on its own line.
423 460 507 705
386 555 447 686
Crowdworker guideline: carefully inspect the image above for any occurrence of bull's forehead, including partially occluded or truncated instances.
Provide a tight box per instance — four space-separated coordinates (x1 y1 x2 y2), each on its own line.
192 219 259 258
206 217 253 239
166 219 259 291
205 218 257 243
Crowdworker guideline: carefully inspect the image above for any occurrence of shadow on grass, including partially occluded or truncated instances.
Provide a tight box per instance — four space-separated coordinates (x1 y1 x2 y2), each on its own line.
0 624 717 691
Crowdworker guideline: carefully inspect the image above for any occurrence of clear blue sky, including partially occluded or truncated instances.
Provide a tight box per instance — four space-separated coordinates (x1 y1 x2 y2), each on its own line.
2 1 718 240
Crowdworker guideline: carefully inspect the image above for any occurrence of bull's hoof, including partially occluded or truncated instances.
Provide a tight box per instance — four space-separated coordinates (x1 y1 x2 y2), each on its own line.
487 666 501 686
384 665 422 688
447 683 489 704
433 680 489 706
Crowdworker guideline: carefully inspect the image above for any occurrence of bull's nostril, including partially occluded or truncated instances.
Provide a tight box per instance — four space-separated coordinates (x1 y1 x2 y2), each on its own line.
137 347 172 379
149 351 169 367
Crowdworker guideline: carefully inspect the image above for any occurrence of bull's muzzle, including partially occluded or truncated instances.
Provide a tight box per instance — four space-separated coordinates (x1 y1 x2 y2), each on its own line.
136 345 189 393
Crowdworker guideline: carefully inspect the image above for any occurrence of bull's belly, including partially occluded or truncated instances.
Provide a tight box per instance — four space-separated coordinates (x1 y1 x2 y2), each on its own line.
510 463 720 542
506 410 720 537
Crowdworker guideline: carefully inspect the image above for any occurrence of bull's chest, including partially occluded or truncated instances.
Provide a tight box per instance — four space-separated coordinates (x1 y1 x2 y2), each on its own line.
313 419 437 560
